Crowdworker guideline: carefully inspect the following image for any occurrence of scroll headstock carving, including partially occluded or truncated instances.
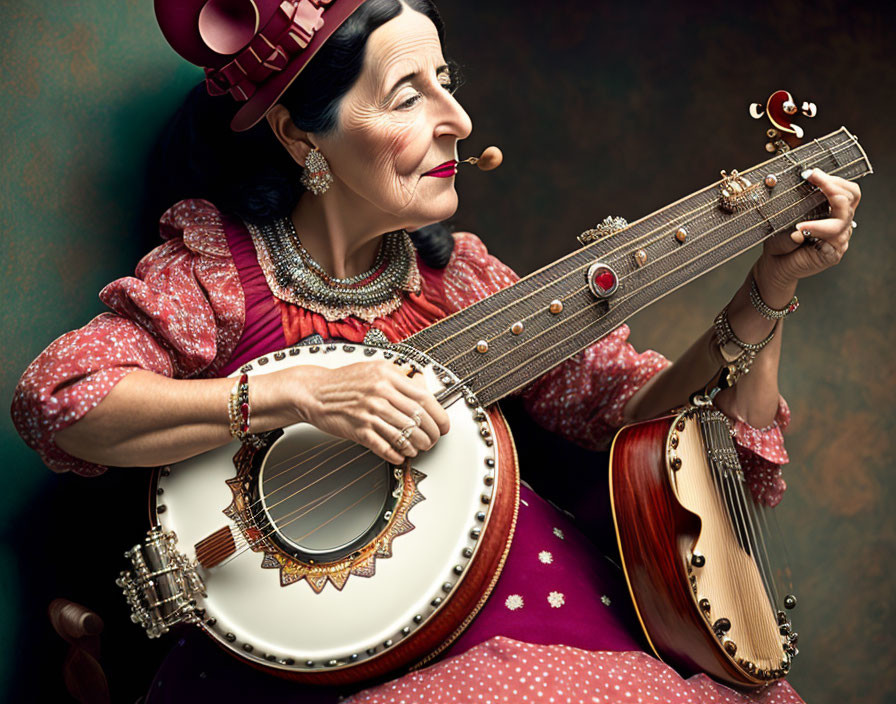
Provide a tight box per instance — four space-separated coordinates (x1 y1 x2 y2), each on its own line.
749 90 817 154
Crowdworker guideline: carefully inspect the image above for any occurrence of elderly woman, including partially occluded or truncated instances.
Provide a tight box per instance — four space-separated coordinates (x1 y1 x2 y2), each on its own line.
11 0 860 702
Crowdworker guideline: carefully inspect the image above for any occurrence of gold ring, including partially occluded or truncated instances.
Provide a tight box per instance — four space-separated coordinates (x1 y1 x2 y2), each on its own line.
393 435 408 450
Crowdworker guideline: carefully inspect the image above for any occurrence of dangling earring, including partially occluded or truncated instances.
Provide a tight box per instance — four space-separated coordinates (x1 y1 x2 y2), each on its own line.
300 147 333 196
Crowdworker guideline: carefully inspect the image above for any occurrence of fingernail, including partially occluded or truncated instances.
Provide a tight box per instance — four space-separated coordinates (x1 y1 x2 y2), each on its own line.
790 231 804 243
800 168 814 181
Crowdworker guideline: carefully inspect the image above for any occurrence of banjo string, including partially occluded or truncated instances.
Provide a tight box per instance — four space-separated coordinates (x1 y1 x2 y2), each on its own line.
429 150 861 378
218 464 385 567
224 373 476 526
466 156 864 403
420 140 858 363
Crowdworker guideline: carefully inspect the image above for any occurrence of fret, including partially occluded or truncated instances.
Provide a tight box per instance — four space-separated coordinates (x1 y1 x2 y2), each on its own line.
406 128 872 407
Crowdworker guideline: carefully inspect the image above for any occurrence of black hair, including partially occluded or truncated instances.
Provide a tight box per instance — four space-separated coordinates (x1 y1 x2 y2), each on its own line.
142 0 457 268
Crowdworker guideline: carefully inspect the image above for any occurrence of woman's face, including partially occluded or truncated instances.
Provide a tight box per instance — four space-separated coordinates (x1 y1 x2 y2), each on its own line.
313 7 473 230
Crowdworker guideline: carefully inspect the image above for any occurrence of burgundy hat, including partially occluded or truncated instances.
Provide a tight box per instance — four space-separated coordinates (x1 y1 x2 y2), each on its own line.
155 0 368 131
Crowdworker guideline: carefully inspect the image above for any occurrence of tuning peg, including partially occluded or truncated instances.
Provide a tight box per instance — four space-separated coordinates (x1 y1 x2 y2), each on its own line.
749 103 766 119
749 90 818 155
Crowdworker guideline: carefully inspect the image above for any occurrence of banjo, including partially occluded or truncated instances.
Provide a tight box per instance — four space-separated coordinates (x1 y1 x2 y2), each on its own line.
117 126 871 686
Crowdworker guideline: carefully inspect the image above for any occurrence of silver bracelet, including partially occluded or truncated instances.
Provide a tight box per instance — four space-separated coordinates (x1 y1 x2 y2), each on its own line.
749 276 799 320
713 307 776 354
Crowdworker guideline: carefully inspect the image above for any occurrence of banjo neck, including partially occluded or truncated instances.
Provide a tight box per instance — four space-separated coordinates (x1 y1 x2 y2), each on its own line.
406 127 872 407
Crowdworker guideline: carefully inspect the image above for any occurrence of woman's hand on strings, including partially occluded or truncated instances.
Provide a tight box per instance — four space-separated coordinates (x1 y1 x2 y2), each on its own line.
291 362 450 465
754 168 861 300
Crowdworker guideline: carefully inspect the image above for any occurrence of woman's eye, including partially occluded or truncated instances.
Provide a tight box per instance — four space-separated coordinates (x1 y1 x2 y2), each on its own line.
399 93 422 109
438 72 456 93
396 69 459 110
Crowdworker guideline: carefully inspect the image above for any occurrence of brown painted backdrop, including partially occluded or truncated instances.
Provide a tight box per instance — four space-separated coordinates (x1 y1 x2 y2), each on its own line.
1 0 893 701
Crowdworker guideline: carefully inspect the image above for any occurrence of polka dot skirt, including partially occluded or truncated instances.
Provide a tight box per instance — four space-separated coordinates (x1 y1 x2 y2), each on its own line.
347 637 804 704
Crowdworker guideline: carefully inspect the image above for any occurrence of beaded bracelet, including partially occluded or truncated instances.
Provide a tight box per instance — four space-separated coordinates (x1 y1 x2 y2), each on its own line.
227 374 265 448
749 276 799 320
713 307 776 354
711 308 779 387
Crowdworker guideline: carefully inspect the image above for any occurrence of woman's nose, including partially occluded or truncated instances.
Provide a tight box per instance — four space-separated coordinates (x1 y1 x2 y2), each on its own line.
434 91 472 141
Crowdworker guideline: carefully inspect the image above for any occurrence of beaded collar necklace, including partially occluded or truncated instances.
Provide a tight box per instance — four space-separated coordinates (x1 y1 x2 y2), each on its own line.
247 217 421 323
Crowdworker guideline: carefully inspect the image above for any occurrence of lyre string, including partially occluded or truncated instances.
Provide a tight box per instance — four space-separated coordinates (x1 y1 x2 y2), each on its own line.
760 501 795 610
745 481 782 611
700 412 781 619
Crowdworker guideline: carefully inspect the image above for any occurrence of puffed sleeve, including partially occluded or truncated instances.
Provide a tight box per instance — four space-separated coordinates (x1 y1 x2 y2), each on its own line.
441 232 791 506
10 200 244 477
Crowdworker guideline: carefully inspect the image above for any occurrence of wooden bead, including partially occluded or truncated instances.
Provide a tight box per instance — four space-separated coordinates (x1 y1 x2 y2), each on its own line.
476 146 503 171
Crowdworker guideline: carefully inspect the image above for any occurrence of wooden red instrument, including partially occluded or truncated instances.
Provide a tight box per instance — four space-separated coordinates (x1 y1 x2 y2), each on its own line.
610 404 797 687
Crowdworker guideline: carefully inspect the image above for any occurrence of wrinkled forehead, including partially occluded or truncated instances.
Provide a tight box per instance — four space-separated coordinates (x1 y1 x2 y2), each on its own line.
356 9 444 95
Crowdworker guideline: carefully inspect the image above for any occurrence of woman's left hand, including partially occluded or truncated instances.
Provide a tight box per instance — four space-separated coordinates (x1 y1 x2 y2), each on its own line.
753 168 861 300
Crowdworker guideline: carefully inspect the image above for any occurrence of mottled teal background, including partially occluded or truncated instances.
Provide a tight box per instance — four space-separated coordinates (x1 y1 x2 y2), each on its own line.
1 0 893 701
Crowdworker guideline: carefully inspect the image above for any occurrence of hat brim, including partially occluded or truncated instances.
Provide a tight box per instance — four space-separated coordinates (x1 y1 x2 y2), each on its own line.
230 0 366 131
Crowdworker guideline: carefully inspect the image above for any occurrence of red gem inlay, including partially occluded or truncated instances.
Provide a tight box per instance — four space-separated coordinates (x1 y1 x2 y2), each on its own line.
593 268 617 293
240 402 250 420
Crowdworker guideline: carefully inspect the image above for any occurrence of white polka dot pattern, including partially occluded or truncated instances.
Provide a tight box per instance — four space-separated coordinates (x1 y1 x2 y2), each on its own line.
345 637 805 704
547 591 565 608
505 594 524 611
10 200 244 476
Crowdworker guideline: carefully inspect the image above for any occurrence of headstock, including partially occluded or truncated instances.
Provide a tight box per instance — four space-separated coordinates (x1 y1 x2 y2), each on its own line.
749 90 817 154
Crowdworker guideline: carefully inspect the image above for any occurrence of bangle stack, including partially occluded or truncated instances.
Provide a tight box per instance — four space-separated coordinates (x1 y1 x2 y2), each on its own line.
705 277 798 394
749 276 799 320
712 308 777 385
228 374 265 448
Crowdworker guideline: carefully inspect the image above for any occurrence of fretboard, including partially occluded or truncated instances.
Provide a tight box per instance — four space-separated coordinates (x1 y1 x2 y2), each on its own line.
406 127 872 407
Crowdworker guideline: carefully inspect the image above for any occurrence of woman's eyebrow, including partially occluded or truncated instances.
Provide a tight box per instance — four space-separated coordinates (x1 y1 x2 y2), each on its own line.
385 64 449 98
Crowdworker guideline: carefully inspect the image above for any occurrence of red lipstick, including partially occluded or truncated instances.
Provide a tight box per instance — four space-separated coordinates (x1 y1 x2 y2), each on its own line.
423 160 458 177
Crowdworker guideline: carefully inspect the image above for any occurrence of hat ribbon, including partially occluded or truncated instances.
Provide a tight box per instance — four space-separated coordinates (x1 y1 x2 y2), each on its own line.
205 0 334 102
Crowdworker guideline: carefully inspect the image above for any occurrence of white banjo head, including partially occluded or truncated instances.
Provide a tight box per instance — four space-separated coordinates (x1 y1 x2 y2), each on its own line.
152 341 502 675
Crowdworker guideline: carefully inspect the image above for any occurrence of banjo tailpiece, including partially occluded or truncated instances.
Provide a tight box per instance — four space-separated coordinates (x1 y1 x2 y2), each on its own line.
117 526 205 638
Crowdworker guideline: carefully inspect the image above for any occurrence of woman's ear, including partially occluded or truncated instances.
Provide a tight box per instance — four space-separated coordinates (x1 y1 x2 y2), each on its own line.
266 104 314 166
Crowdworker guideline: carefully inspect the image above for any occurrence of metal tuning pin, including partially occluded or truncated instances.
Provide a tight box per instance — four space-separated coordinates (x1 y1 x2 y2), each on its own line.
713 617 732 635
749 90 817 154
578 215 628 246
460 146 503 171
783 593 797 610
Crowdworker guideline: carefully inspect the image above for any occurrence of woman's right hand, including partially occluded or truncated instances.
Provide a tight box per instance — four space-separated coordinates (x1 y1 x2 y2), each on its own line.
288 362 451 466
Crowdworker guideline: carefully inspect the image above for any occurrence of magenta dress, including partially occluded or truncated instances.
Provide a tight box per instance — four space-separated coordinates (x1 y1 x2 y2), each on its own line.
11 199 799 703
